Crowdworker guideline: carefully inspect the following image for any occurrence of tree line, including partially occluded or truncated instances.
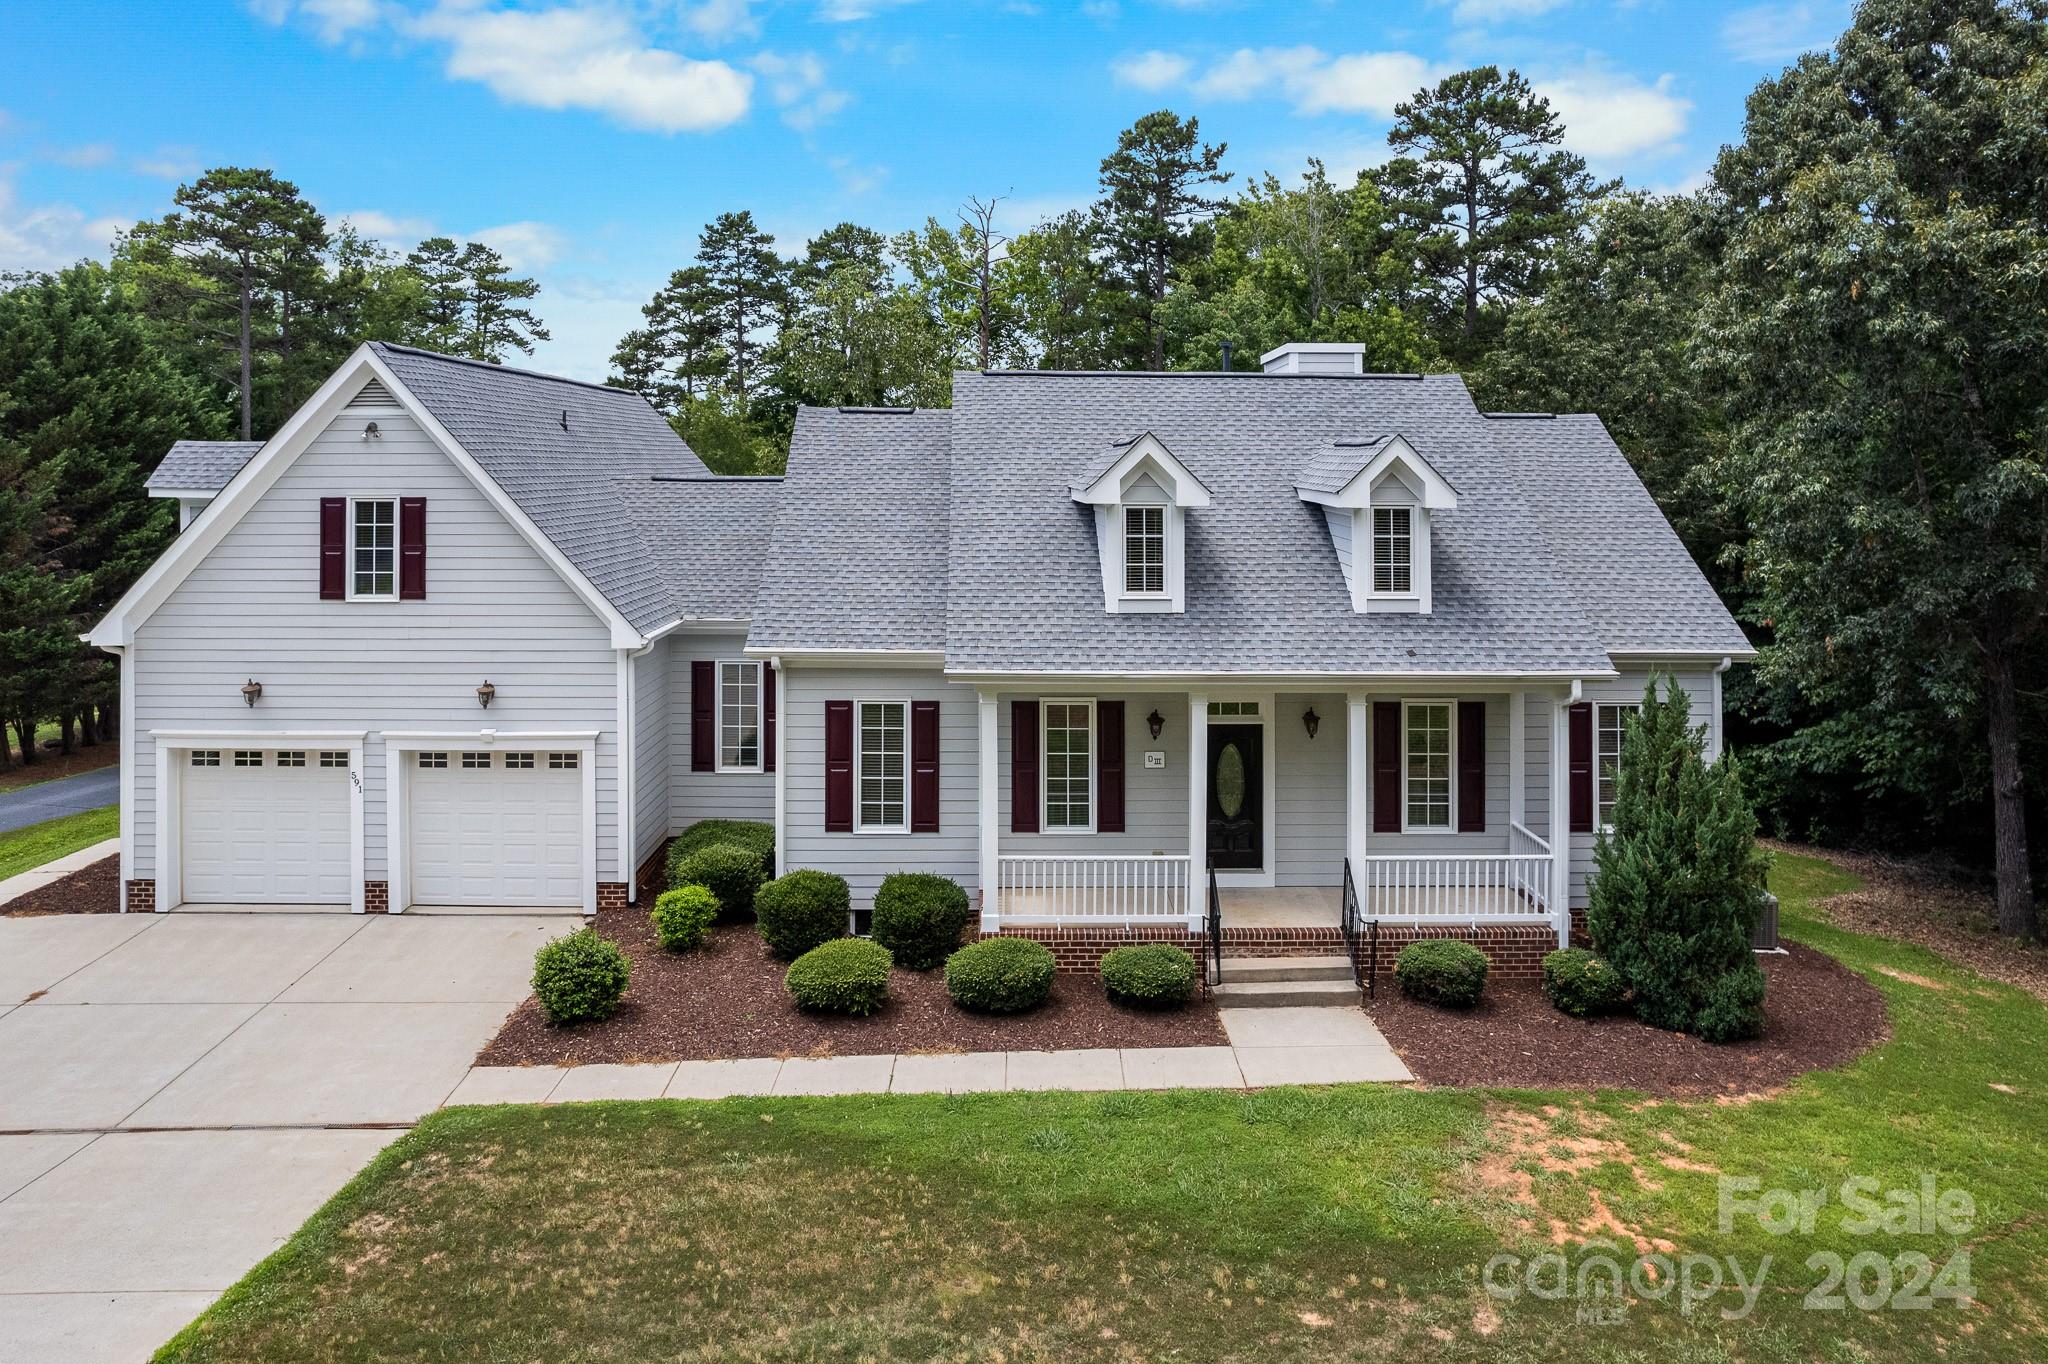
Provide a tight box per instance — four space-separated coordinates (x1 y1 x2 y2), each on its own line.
1 0 2041 935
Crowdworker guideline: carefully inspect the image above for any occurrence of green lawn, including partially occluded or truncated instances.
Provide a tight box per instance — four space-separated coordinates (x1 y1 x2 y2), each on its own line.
157 853 2048 1362
0 803 118 881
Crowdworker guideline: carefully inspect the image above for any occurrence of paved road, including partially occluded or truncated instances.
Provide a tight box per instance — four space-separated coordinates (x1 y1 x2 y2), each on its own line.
0 907 574 1362
0 766 119 835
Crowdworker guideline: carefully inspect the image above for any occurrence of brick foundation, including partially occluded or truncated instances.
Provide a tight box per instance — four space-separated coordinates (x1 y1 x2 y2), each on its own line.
631 839 672 907
124 878 155 913
596 882 628 913
1353 922 1559 982
363 881 389 914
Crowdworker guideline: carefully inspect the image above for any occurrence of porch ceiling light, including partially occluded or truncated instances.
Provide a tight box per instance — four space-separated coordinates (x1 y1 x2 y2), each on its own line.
1303 706 1320 740
476 680 496 709
241 678 262 707
1147 708 1165 740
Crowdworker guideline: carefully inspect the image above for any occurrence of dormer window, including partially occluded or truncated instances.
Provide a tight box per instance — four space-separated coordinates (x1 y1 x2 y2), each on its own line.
1371 507 1412 595
1070 431 1211 615
1123 506 1165 595
1295 434 1456 615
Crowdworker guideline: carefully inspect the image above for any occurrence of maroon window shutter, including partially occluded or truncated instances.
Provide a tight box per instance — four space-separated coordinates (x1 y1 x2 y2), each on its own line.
1457 700 1486 833
398 497 426 600
1010 699 1040 834
910 700 940 833
1569 701 1595 832
762 666 777 774
318 497 345 600
1098 701 1126 834
1372 701 1402 834
690 661 715 772
824 701 854 832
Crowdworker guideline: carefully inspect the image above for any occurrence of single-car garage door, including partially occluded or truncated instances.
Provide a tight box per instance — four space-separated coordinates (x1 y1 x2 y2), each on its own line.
181 748 352 904
408 749 584 907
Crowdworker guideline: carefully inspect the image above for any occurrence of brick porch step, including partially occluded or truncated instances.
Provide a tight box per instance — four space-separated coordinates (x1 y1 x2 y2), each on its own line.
1211 977 1362 1008
1217 955 1354 983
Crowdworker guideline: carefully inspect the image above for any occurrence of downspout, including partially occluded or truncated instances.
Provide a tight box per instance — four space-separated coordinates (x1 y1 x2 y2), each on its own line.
1710 657 1732 763
620 641 658 905
770 655 786 877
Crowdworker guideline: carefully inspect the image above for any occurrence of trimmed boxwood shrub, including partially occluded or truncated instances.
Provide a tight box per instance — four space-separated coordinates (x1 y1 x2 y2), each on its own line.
1099 944 1198 1008
666 819 774 886
785 938 893 1015
1393 939 1489 1009
755 869 851 960
945 937 1055 1013
650 885 719 952
1541 948 1628 1018
532 928 630 1025
871 872 972 970
670 844 766 922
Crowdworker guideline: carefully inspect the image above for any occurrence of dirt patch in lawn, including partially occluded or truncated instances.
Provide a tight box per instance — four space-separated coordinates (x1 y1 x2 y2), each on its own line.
478 912 1226 1066
1 855 119 917
1368 941 1886 1096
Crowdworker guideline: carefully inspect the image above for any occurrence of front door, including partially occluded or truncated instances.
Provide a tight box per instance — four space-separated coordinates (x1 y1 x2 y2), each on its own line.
1206 724 1263 871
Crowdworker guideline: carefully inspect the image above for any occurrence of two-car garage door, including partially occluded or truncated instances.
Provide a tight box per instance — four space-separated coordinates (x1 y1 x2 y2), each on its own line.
407 749 584 907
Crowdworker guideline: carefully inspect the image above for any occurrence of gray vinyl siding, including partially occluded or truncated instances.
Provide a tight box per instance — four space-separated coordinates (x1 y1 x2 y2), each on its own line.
1359 694 1512 854
633 638 671 869
781 666 980 906
130 408 621 887
996 693 1190 857
667 633 775 828
1274 692 1346 886
1568 668 1715 905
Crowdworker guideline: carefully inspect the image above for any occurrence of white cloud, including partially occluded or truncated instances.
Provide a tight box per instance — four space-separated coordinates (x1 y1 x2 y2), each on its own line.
750 50 850 132
46 142 117 169
1440 0 1569 23
1110 49 1191 92
1721 0 1849 64
250 0 387 43
826 155 887 196
0 169 126 272
815 0 921 19
404 2 752 133
679 0 758 43
472 219 569 271
1191 46 1320 100
132 149 202 180
1534 69 1690 160
337 208 437 246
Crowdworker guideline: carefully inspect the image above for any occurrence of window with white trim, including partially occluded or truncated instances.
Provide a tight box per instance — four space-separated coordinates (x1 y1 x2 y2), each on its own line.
1207 700 1260 717
461 752 491 770
417 751 448 769
1372 506 1412 594
1043 699 1094 831
1122 505 1165 594
504 752 535 769
350 499 397 599
1403 701 1452 830
856 701 907 831
1597 703 1638 830
276 751 306 768
548 752 579 770
717 660 763 772
191 750 220 767
234 750 263 768
319 751 347 768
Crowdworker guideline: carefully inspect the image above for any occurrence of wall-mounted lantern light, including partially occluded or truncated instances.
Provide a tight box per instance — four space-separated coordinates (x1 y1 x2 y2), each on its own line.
1147 708 1165 740
476 680 496 709
362 420 381 440
1302 706 1320 740
241 679 263 707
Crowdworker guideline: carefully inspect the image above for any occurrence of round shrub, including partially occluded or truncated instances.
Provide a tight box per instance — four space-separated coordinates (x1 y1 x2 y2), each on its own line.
1393 939 1489 1009
785 938 893 1015
755 869 851 960
945 937 1056 1013
871 872 972 970
665 819 774 885
532 928 630 1025
1099 944 1198 1008
650 885 719 952
1541 948 1628 1018
1691 959 1769 1044
670 843 766 922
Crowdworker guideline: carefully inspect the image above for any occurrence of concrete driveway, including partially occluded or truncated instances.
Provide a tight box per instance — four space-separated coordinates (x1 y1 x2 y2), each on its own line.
0 908 571 1363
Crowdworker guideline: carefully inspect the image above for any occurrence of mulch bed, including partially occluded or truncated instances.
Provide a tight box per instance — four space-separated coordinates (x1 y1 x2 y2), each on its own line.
1367 941 1888 1097
479 911 1227 1066
1 855 120 917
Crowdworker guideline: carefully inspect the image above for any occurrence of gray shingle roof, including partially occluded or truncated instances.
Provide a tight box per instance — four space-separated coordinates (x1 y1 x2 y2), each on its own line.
614 476 782 623
370 343 707 632
1293 436 1399 497
748 406 951 653
147 441 262 493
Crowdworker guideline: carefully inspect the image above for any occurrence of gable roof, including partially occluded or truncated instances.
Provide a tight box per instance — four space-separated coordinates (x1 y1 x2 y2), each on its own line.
1067 432 1214 505
614 475 783 625
146 441 262 493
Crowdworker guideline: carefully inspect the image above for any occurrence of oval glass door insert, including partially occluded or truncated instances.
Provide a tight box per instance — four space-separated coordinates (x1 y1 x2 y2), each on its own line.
1216 743 1246 817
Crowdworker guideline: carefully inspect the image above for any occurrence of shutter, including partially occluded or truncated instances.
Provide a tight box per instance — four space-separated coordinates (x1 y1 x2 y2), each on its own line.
910 700 940 833
824 701 854 832
398 497 426 600
763 665 776 774
1372 701 1402 834
319 497 345 600
1098 701 1126 834
1457 700 1486 833
1010 699 1040 834
1569 701 1594 833
690 661 715 772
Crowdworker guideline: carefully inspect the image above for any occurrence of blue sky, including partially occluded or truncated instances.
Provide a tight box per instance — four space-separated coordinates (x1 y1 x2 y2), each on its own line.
1 0 1853 379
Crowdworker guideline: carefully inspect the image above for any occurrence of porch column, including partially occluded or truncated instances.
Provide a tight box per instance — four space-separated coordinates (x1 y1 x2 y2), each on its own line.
1345 692 1370 878
1187 692 1208 928
978 690 1000 931
1507 689 1526 829
1548 691 1572 948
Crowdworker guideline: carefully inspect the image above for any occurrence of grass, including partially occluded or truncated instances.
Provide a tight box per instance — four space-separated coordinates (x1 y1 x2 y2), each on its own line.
0 803 118 880
156 852 2048 1362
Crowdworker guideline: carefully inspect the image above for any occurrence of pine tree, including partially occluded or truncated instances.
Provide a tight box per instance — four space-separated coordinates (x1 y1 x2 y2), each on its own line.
1092 110 1231 369
696 211 788 410
1588 679 1771 1042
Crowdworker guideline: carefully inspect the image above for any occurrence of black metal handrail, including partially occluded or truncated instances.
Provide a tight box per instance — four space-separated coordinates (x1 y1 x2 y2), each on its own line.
1205 856 1222 986
1341 857 1378 1001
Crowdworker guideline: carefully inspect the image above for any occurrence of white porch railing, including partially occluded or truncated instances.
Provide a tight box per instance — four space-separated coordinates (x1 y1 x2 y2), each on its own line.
1356 838 1552 924
994 854 1191 923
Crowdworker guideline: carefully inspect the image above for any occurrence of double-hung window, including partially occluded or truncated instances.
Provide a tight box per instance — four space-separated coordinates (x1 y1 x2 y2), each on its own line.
350 499 397 599
1596 703 1638 830
1043 699 1094 831
1372 506 1413 594
856 701 907 832
1122 506 1165 595
1403 701 1453 830
717 661 763 772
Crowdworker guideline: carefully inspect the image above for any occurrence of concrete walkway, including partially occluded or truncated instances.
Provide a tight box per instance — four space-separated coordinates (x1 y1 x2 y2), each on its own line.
0 838 118 909
0 765 119 835
445 1005 1411 1105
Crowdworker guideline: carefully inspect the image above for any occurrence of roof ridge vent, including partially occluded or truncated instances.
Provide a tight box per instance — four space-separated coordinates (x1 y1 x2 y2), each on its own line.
836 405 917 414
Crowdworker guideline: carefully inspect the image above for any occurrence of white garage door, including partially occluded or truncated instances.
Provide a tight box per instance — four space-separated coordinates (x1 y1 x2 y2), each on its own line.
408 749 584 907
181 748 352 905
